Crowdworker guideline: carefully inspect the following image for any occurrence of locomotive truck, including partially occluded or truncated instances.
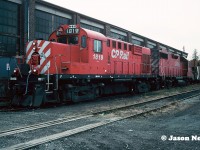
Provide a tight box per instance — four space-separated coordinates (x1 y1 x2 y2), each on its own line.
7 24 195 107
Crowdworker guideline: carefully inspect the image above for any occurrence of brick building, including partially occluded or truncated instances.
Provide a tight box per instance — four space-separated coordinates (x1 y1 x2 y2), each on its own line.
0 0 187 58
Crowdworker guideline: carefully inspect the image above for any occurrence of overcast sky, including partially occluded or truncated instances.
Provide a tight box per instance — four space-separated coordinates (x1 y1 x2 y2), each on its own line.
44 0 200 59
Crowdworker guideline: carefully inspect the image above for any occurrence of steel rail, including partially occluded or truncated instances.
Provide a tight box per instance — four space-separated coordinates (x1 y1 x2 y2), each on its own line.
2 93 200 150
0 115 92 137
0 89 199 138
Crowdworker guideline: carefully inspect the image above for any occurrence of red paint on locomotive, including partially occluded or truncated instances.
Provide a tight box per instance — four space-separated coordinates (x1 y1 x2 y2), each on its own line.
26 24 151 76
159 48 191 78
8 24 196 107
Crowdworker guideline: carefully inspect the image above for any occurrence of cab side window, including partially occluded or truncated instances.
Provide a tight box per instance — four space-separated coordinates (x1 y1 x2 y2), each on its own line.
112 41 116 48
58 36 67 44
94 40 102 53
68 36 78 44
107 39 110 47
81 36 87 48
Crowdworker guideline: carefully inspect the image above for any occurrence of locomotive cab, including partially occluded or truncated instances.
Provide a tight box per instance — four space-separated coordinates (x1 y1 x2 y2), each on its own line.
43 24 107 75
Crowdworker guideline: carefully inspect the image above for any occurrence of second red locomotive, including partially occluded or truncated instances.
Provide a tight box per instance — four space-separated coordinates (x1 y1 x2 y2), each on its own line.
9 24 193 107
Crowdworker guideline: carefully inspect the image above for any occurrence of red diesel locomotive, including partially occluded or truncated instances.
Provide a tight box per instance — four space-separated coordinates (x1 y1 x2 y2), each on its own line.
9 24 193 107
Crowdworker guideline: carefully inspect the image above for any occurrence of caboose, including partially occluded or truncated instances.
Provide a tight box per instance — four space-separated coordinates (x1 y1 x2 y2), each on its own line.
9 24 154 107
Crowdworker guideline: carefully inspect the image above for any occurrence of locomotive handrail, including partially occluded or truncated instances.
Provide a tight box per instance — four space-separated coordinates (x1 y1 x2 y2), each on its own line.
53 55 60 91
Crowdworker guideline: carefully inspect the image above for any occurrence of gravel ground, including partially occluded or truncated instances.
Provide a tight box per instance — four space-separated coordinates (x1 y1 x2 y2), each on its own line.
31 93 200 150
0 84 200 150
0 84 199 131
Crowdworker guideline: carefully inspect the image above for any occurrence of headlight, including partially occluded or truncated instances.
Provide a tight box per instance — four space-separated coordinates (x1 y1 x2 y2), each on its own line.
13 68 20 76
31 68 39 75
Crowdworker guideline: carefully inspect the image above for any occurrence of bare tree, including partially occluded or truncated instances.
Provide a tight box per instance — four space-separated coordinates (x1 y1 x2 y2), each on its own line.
191 49 200 80
192 49 199 60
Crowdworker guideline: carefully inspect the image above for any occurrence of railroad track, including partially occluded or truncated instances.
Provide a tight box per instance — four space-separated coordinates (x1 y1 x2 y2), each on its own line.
0 89 200 150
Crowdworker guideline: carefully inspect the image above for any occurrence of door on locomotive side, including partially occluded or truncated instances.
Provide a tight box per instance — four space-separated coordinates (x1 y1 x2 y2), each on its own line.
159 51 168 77
69 27 89 74
86 30 107 75
141 47 151 75
79 29 88 63
132 45 143 75
106 39 111 74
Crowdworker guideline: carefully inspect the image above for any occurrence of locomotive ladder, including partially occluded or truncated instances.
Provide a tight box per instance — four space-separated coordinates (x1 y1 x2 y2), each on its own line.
45 83 54 93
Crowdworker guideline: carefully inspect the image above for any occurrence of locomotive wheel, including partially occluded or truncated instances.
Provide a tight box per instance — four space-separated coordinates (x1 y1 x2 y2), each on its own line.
11 95 22 106
137 82 149 93
94 87 101 97
129 85 135 94
154 82 160 90
166 80 172 89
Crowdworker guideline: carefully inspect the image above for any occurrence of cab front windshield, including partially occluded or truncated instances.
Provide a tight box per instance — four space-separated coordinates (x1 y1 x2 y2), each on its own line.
58 36 78 45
